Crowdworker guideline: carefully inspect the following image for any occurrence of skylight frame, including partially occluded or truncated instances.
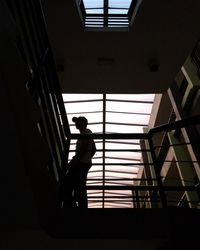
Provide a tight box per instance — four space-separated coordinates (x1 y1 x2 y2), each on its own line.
76 0 140 31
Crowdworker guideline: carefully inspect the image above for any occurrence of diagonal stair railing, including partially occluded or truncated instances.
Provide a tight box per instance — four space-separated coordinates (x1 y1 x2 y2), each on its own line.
5 0 71 183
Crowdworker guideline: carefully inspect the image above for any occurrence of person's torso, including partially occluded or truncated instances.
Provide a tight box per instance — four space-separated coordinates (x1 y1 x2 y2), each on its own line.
76 128 93 163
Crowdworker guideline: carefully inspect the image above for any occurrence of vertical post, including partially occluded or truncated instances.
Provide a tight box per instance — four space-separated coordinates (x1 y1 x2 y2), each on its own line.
102 93 106 208
135 189 140 208
104 0 108 27
148 136 167 208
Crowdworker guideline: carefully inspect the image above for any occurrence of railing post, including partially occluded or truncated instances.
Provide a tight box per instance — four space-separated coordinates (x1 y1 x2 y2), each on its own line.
135 189 140 208
148 136 167 208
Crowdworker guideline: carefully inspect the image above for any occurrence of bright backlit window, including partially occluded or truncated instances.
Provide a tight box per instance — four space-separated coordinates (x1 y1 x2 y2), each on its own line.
76 0 142 30
63 93 155 208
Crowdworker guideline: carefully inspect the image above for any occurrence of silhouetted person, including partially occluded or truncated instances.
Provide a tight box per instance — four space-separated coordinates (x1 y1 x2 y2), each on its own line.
62 116 96 208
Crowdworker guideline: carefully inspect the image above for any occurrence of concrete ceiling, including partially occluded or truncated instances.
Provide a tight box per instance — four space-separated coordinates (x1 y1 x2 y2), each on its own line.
45 0 200 94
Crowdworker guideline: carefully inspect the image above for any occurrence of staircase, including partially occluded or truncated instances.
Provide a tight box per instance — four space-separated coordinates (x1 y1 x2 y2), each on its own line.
2 0 200 243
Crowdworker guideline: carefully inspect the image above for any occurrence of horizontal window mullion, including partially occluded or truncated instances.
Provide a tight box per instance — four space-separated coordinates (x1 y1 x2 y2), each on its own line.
106 98 154 104
106 122 148 127
108 7 129 10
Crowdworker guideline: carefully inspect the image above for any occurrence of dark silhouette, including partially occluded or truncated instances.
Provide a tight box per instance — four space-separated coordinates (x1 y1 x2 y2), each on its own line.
59 116 96 208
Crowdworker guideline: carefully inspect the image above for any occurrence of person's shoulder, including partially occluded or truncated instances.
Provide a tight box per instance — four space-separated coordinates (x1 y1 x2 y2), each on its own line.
85 128 92 134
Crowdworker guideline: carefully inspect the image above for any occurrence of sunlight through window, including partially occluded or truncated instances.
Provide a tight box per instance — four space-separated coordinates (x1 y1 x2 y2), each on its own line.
63 93 155 208
76 0 143 30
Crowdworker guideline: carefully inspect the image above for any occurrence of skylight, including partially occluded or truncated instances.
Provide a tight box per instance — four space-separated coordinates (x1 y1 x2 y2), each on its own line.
63 93 155 208
76 0 142 30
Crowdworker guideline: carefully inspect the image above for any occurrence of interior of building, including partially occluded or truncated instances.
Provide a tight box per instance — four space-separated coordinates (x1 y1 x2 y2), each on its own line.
1 0 200 249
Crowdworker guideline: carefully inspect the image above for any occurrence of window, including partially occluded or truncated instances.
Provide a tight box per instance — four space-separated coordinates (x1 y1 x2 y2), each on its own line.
63 93 155 208
76 0 142 30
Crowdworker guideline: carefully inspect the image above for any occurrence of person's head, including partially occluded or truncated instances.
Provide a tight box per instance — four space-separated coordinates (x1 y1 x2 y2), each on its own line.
72 116 88 131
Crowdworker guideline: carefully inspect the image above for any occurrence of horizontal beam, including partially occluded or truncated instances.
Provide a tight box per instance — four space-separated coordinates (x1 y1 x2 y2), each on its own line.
149 114 200 135
70 133 149 140
86 185 199 191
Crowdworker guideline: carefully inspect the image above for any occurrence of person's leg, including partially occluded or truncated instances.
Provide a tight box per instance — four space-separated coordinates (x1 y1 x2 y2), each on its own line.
63 165 78 208
75 164 91 208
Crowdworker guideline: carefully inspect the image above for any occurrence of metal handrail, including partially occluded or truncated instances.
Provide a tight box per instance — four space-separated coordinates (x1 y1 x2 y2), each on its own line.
149 114 200 135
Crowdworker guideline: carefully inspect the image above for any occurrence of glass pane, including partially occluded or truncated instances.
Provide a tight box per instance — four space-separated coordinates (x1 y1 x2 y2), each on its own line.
108 9 128 14
108 21 129 25
105 165 139 173
105 142 140 150
105 157 139 164
109 0 132 8
63 93 102 102
83 0 103 8
64 101 103 114
107 94 155 102
85 17 104 21
105 151 141 160
105 171 136 179
105 124 144 133
85 25 104 28
87 171 103 178
89 203 103 208
106 101 153 114
85 9 104 14
87 191 103 195
106 112 150 125
85 22 104 25
108 17 129 19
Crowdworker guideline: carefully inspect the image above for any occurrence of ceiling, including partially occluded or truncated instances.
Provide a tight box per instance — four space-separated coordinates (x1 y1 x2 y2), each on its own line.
45 0 200 94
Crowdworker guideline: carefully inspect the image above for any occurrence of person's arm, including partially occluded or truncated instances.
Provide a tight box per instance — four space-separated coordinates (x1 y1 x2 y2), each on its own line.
71 136 92 164
74 138 91 159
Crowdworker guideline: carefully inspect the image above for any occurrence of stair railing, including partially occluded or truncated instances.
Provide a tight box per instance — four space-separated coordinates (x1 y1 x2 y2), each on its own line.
5 0 71 182
70 115 200 208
